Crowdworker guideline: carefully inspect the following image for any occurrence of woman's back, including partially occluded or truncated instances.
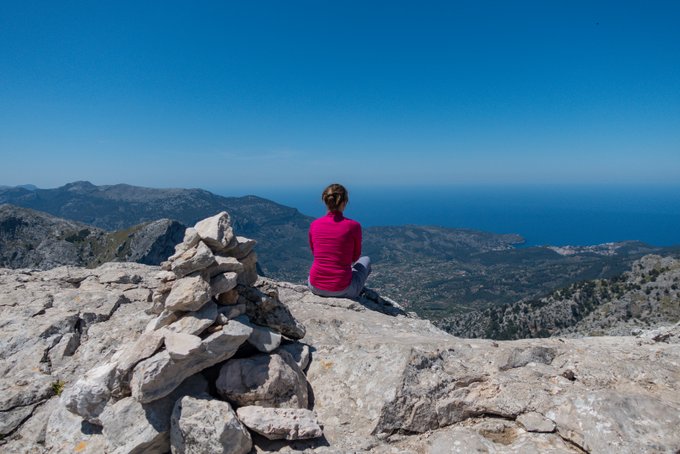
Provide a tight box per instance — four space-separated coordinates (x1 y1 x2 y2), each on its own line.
308 211 361 291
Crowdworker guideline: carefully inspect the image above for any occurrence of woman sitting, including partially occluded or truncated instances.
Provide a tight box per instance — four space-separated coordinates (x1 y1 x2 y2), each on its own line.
308 183 371 298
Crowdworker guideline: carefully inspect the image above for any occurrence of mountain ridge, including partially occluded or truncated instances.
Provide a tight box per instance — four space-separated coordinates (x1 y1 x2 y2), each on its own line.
2 181 677 325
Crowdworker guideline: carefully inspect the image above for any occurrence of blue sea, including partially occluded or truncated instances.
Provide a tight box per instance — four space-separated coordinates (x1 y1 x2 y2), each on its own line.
215 185 680 247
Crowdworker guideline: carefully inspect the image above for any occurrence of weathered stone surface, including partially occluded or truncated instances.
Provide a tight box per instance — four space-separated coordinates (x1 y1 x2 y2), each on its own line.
206 255 244 278
3 227 680 454
210 271 238 297
15 397 60 448
97 269 142 285
164 274 211 312
123 287 152 303
231 236 257 260
100 374 208 454
171 241 216 278
517 411 556 433
240 282 305 339
165 332 202 360
61 362 117 423
237 251 259 286
0 264 160 452
170 395 251 454
110 329 166 395
217 288 240 305
169 228 200 261
236 406 323 440
500 346 556 370
234 315 282 353
47 332 80 369
167 300 218 336
157 270 176 282
149 281 172 314
44 402 109 454
0 404 35 436
277 342 311 371
146 308 179 332
131 320 252 403
216 350 308 408
193 211 235 252
218 303 247 320
280 284 680 453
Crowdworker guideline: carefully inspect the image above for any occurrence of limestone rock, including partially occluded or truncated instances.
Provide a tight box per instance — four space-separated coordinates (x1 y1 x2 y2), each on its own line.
157 270 176 282
231 236 257 260
164 274 211 312
216 350 308 408
0 404 35 436
131 320 252 403
237 251 258 286
167 300 218 336
170 395 251 454
517 411 556 433
169 228 201 260
165 332 202 360
218 303 247 320
281 284 680 452
217 288 239 305
277 342 311 370
110 329 166 395
236 406 323 440
100 374 208 454
500 346 556 370
146 309 179 332
170 241 216 278
193 211 235 252
210 272 238 297
61 362 117 424
241 283 306 339
44 402 109 454
234 315 282 353
206 255 244 278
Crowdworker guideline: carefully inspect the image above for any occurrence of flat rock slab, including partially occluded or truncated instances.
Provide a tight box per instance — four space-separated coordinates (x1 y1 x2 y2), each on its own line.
165 332 202 360
164 274 211 312
517 411 556 433
234 315 282 353
131 320 252 403
236 406 323 440
207 256 244 278
171 395 251 454
167 300 218 336
217 350 308 409
170 241 215 278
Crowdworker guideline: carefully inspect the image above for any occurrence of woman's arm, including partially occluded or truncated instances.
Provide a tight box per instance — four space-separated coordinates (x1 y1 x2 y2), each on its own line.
352 223 362 262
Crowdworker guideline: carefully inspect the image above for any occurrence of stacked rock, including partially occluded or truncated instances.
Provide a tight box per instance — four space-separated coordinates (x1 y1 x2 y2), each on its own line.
61 212 322 454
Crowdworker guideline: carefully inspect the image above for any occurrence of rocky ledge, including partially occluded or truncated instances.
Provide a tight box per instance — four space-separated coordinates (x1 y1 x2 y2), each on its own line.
1 212 679 453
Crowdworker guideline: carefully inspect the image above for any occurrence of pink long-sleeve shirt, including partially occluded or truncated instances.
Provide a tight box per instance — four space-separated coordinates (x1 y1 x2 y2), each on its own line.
308 211 362 291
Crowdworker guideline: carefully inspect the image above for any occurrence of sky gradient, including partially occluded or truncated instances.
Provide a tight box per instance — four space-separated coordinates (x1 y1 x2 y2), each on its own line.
1 1 679 190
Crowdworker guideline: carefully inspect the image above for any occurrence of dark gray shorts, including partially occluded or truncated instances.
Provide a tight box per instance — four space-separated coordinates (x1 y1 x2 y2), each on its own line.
308 256 372 299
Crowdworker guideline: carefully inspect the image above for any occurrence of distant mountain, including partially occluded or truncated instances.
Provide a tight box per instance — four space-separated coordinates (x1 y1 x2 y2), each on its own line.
439 254 680 339
0 181 313 281
0 184 38 191
0 204 184 269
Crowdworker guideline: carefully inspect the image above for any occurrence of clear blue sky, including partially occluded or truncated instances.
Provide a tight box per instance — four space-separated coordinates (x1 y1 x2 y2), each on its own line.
1 1 678 191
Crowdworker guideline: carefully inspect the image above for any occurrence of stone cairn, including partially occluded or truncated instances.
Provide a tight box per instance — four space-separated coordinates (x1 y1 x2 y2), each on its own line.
61 212 323 453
